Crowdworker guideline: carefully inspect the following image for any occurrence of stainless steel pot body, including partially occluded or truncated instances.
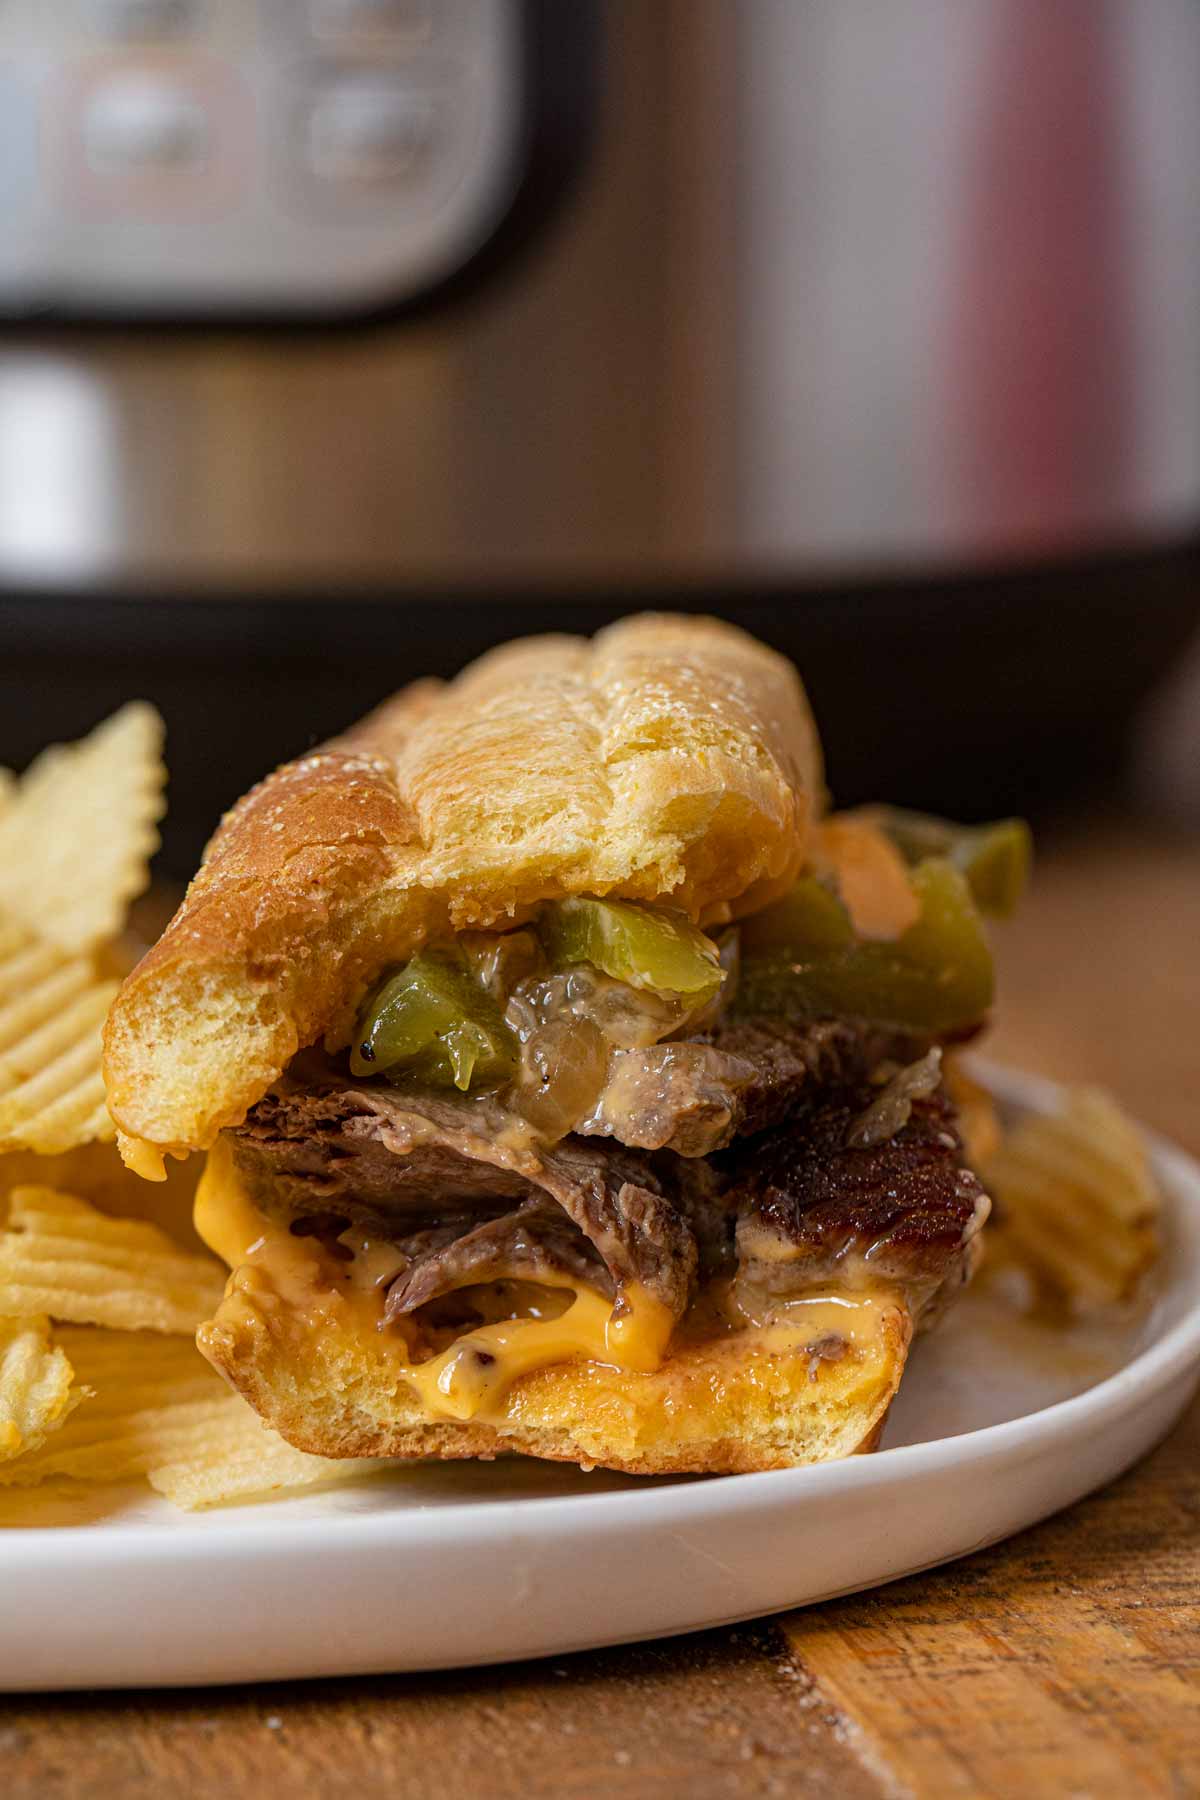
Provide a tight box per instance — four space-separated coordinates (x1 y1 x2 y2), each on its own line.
1 0 1197 591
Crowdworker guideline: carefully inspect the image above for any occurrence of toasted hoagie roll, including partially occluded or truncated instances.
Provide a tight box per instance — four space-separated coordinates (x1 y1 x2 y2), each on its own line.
104 616 993 1476
105 616 821 1164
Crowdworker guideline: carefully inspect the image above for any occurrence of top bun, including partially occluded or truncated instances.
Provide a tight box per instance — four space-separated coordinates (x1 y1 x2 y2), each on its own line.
103 615 823 1162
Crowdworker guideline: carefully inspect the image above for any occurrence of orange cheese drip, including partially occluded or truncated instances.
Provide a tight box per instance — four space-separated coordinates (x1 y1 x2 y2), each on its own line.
194 1141 673 1423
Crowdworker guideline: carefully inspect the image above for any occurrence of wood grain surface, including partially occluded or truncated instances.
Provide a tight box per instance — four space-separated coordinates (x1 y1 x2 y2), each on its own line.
5 823 1199 1799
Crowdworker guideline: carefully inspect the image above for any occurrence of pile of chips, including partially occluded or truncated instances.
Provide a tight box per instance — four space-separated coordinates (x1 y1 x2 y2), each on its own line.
0 704 162 1158
0 709 379 1512
983 1086 1162 1313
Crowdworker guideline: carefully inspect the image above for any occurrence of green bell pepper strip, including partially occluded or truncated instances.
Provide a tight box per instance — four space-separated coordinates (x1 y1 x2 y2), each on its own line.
536 896 724 998
735 858 994 1034
868 807 1031 918
351 947 518 1092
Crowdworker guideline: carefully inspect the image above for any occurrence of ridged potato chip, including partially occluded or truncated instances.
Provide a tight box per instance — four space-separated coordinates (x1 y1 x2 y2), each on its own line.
147 1414 380 1511
55 1324 218 1397
0 1187 226 1333
0 702 165 956
1 1328 374 1508
983 1086 1161 1311
0 1314 81 1461
0 911 117 1154
944 1055 1002 1168
0 1140 203 1251
0 1329 230 1486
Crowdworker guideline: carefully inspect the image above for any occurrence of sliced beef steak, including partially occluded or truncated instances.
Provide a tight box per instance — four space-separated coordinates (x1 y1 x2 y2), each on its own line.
579 1016 925 1156
234 1086 530 1232
228 1021 984 1340
230 1079 695 1323
719 1077 989 1327
385 1200 612 1321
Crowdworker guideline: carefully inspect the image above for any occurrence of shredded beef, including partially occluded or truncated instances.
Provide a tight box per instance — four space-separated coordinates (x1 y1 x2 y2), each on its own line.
228 1017 985 1336
231 1080 695 1322
234 1088 531 1233
580 1016 925 1156
385 1200 612 1321
581 1042 754 1158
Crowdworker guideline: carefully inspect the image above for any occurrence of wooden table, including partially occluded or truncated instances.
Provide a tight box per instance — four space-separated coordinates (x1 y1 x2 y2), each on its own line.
7 825 1200 1799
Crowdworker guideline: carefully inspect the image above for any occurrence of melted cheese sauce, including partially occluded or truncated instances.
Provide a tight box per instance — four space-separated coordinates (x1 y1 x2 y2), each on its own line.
402 1283 673 1422
120 1134 169 1182
718 1282 895 1353
195 1142 674 1423
196 1143 903 1423
195 1138 411 1373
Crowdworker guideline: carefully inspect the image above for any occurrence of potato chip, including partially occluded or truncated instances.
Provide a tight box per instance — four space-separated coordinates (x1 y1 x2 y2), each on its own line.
54 1324 217 1395
0 911 118 1154
0 768 13 813
0 1140 204 1251
0 1330 230 1486
147 1413 381 1511
0 1314 80 1461
2 1399 241 1488
0 702 165 956
983 1086 1161 1311
944 1055 1002 1168
1 1327 375 1508
0 1188 226 1332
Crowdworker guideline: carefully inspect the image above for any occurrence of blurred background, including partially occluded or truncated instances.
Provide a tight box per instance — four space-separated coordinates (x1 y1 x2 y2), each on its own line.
0 0 1198 878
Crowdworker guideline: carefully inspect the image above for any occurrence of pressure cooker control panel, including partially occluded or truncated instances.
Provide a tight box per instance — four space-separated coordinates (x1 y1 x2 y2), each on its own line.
0 0 525 316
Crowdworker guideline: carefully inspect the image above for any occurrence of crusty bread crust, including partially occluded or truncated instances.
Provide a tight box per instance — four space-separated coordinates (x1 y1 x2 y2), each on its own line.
104 617 822 1160
198 1282 909 1477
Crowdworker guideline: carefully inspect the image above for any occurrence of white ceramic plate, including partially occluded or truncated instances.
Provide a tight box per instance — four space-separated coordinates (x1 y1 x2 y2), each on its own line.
2 1064 1198 1692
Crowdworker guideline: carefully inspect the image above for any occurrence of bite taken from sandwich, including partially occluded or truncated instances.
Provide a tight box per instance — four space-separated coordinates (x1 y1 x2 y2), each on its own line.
102 616 1030 1476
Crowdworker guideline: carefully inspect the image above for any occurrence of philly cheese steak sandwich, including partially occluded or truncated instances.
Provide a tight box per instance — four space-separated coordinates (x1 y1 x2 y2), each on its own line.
102 617 1028 1475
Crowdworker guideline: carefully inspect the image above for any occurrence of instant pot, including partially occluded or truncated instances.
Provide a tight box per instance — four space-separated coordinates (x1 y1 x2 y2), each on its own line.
1 0 1197 868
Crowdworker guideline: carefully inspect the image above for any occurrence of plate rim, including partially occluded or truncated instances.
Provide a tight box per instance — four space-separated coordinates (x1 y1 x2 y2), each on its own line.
6 1060 1200 1564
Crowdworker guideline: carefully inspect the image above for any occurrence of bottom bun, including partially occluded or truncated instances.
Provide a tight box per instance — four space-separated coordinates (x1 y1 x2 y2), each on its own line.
197 1276 913 1477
